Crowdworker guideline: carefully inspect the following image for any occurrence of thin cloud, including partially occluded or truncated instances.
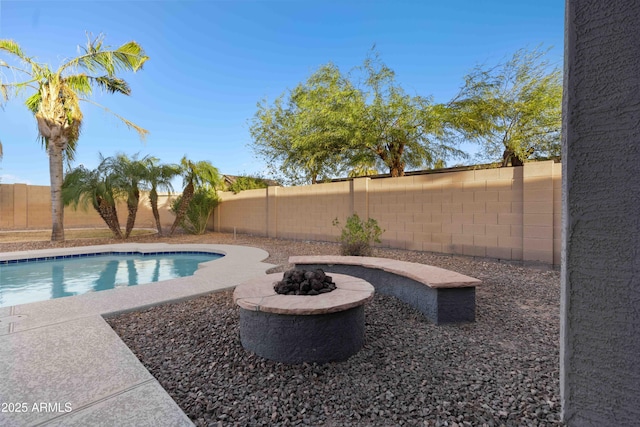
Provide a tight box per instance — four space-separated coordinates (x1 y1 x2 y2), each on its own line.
0 174 32 185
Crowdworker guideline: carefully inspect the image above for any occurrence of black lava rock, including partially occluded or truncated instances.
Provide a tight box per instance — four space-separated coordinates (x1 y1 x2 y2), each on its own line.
273 268 336 296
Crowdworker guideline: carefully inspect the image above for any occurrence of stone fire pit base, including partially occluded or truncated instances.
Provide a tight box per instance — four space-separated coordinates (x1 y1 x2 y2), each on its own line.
233 273 375 364
239 306 366 364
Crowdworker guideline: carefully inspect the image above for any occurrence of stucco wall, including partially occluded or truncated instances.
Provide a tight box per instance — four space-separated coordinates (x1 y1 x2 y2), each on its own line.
562 0 640 424
216 161 562 264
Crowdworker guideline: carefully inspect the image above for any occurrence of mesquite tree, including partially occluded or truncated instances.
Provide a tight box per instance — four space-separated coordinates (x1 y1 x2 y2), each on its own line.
449 46 562 166
250 50 465 183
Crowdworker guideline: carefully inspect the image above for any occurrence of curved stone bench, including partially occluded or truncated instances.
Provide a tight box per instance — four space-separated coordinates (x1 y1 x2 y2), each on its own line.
234 272 374 364
289 256 481 325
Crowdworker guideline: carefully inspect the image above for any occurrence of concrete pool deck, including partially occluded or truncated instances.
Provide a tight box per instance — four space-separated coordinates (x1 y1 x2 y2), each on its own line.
0 243 276 426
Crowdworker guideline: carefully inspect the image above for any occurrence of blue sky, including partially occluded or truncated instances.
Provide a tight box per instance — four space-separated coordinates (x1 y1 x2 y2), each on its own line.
0 0 564 186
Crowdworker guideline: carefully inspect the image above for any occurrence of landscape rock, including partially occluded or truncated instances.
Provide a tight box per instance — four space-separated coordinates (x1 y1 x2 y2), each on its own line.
104 233 563 426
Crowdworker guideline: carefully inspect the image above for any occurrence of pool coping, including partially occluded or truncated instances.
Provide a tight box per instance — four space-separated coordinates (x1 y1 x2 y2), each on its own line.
0 243 276 427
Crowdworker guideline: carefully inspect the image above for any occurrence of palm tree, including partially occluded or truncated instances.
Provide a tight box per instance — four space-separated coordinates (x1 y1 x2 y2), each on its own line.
143 158 180 235
62 157 123 239
169 156 222 236
107 153 149 238
0 34 148 241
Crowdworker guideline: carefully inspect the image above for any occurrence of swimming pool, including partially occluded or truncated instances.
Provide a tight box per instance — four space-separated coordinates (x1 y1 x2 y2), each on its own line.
0 251 223 308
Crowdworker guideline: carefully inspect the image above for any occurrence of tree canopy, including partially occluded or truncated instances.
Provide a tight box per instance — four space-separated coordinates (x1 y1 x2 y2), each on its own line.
449 46 562 166
250 51 465 184
250 63 359 184
352 53 464 177
226 175 270 194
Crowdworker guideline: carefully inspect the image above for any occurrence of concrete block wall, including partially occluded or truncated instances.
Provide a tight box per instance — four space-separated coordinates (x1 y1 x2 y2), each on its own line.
215 188 268 235
0 184 176 231
0 184 21 228
276 181 352 241
1 162 560 264
216 181 352 241
368 166 528 260
25 185 51 227
522 161 555 264
131 193 176 231
213 161 562 265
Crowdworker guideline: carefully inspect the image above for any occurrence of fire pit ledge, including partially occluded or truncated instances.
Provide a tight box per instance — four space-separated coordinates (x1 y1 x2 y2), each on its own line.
233 272 374 364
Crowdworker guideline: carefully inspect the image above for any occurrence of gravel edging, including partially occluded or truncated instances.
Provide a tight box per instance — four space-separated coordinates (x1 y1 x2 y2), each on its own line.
1 232 562 426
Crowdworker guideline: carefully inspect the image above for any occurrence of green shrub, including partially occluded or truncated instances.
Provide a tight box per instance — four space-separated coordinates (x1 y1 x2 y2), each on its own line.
332 213 384 256
171 188 220 234
226 176 269 194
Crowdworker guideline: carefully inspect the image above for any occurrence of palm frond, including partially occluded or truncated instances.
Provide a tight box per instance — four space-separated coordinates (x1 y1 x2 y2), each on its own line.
115 41 149 72
93 75 131 95
25 91 41 114
0 61 34 79
62 165 96 210
0 39 29 61
60 35 148 76
147 160 180 193
79 98 148 140
63 74 93 96
1 75 38 102
64 137 79 165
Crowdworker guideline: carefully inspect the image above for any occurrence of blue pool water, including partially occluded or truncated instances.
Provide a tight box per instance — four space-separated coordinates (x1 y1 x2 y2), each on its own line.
0 252 222 308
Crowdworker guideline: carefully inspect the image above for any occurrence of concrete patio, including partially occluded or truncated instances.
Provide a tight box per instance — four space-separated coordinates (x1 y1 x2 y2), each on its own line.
0 243 275 426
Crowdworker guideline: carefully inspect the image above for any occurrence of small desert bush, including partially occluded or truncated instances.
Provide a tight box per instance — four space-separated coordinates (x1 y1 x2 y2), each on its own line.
332 213 383 256
171 188 220 234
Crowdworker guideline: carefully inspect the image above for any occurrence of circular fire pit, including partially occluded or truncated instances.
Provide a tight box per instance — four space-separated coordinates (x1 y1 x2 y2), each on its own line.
233 272 374 364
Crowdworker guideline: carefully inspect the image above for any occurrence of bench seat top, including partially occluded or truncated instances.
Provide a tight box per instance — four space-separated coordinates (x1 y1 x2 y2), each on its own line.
289 255 481 289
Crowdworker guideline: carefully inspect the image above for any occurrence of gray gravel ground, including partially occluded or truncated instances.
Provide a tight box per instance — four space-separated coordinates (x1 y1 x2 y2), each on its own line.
97 233 562 427
0 231 562 426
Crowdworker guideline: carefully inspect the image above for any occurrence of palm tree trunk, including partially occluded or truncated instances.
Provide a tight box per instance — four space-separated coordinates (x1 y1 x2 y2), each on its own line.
48 141 66 242
124 202 138 238
170 181 194 236
105 205 123 239
150 189 163 235
124 190 139 238
96 198 123 239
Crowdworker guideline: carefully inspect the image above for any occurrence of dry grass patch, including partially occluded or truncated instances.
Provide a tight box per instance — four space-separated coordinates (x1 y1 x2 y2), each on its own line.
0 228 156 243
